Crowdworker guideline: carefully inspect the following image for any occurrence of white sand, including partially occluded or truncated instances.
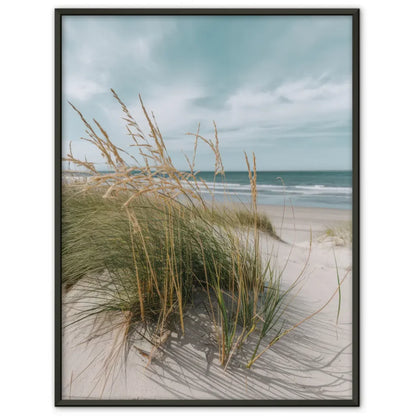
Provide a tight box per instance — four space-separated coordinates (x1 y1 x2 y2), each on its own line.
62 205 353 401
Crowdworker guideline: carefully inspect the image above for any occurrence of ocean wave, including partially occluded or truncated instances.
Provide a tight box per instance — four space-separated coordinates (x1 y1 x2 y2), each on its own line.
181 180 352 195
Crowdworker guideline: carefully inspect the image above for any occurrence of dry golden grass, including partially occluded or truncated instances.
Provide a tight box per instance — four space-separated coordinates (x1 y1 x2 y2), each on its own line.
64 89 274 366
63 90 347 370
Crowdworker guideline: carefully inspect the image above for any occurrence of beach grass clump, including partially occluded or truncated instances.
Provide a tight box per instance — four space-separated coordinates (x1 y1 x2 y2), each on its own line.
62 89 295 368
63 188 260 331
323 222 352 246
235 209 276 237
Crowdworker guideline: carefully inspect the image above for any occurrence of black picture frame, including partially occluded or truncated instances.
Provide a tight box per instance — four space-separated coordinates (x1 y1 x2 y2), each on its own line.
55 8 360 406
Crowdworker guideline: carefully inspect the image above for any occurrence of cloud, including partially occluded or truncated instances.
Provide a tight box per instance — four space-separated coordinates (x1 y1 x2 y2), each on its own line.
62 15 353 171
226 77 351 114
63 75 351 169
62 16 176 102
64 77 107 101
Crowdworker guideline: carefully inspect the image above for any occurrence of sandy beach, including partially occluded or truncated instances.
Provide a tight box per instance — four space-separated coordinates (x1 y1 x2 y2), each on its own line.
62 204 353 401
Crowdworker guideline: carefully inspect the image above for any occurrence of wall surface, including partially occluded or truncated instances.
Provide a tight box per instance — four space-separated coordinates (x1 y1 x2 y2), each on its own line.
2 0 415 414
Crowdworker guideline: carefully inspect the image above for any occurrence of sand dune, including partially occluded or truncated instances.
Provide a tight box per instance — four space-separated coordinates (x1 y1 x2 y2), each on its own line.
62 205 353 401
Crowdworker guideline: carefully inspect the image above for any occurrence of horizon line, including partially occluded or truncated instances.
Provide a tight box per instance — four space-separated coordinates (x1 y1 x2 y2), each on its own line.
63 168 352 174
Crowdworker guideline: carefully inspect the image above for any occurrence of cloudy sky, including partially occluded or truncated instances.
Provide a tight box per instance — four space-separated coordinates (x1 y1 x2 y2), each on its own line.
62 15 352 171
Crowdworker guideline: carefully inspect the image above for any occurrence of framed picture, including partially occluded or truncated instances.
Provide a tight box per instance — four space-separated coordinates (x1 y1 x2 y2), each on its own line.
55 8 359 406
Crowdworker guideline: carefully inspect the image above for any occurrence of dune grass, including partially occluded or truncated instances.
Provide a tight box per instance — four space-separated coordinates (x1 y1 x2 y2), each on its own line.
323 222 352 246
235 209 277 238
63 90 312 368
63 188 260 330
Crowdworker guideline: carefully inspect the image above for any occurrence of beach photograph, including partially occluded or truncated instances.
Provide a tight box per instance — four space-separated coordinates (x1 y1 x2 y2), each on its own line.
58 10 358 404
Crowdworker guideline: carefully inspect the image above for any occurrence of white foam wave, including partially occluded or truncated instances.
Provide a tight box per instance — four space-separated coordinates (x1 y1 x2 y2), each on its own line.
181 180 352 195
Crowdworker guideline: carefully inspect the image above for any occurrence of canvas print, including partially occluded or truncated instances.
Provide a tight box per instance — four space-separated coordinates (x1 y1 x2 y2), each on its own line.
57 10 358 404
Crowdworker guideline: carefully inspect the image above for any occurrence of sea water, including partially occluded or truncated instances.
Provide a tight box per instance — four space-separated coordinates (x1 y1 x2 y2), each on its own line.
193 171 352 209
67 170 353 210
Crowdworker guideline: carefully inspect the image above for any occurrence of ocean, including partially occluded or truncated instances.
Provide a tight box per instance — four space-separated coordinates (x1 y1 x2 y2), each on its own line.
64 170 353 210
193 171 352 210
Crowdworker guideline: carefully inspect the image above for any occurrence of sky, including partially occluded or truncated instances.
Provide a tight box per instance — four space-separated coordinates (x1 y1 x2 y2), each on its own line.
62 15 352 171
